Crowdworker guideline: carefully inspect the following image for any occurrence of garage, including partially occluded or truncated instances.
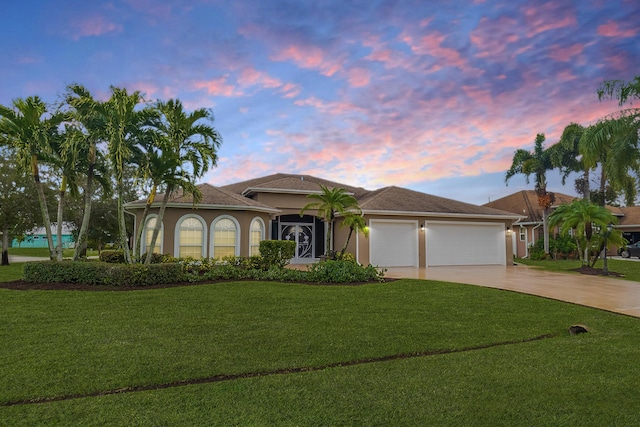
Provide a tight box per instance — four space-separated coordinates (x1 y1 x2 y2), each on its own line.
426 221 505 266
369 220 419 267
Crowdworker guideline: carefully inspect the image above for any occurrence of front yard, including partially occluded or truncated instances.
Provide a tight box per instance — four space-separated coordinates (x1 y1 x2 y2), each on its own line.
1 272 640 425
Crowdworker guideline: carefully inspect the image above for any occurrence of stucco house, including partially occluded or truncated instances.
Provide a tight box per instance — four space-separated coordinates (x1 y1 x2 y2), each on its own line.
125 173 520 268
484 190 640 257
12 224 75 249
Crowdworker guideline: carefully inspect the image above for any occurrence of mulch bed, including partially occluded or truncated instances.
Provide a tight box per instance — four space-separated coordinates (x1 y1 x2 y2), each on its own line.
0 278 393 291
572 265 624 277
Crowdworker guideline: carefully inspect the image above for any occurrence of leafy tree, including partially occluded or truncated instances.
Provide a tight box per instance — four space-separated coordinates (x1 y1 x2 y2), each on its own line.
142 99 221 264
548 200 623 266
301 185 361 257
0 148 41 265
505 133 555 253
0 96 66 259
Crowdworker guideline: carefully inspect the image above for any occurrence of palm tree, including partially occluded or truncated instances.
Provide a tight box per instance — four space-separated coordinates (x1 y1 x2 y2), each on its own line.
549 199 620 266
65 84 112 260
143 99 221 264
300 185 361 258
338 210 368 260
103 87 157 264
549 123 590 201
505 133 555 253
598 76 640 106
0 96 66 259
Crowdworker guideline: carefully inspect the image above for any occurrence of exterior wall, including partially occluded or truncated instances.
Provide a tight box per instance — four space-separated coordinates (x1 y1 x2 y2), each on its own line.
357 214 513 267
12 234 74 249
132 207 272 258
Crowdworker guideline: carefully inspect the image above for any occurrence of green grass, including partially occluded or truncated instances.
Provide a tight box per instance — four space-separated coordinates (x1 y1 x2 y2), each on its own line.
0 263 24 282
1 279 639 425
516 257 640 281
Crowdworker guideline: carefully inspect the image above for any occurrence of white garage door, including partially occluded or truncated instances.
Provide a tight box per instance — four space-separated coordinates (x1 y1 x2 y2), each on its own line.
370 220 418 267
426 222 505 266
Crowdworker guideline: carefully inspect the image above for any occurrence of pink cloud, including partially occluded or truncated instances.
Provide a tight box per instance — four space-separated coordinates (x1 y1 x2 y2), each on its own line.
347 68 371 87
470 16 520 59
597 21 637 37
193 77 239 97
70 15 122 40
548 43 585 62
270 44 342 77
522 3 577 37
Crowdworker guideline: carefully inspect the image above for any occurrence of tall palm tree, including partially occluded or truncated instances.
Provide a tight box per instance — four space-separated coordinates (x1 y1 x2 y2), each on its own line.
505 133 555 253
0 96 65 259
549 200 620 266
143 99 221 264
549 123 590 201
598 76 640 106
300 185 361 257
103 87 157 264
65 84 112 260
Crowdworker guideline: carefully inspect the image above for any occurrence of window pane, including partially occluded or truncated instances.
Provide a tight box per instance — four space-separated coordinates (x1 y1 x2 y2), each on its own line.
179 217 203 258
180 246 202 259
214 218 237 258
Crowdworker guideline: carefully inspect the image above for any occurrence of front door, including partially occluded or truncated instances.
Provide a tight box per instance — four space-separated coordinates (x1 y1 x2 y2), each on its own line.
281 224 314 262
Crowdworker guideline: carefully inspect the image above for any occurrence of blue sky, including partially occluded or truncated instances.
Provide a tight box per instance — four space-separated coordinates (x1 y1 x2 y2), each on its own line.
1 0 638 204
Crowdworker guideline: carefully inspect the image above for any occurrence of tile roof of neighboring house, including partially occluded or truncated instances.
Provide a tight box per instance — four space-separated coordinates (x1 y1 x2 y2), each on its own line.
221 173 370 198
126 183 279 213
359 186 520 218
484 190 578 223
618 206 640 227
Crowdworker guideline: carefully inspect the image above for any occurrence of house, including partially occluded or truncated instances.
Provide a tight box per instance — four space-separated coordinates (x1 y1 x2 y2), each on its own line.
12 224 75 249
125 174 521 268
484 190 640 257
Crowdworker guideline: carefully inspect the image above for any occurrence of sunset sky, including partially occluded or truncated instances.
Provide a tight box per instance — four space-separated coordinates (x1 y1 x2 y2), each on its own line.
1 0 639 205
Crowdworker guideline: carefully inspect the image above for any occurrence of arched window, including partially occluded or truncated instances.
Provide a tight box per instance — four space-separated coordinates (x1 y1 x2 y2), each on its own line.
212 217 239 258
250 218 265 256
177 216 204 258
143 217 162 254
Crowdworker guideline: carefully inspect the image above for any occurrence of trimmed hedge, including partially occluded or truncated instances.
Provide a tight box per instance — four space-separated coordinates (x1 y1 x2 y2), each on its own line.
24 261 185 286
259 240 296 269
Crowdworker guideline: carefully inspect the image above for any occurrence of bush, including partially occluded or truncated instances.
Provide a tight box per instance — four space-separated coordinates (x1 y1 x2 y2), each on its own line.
99 250 125 263
259 240 296 269
307 260 385 283
24 261 185 286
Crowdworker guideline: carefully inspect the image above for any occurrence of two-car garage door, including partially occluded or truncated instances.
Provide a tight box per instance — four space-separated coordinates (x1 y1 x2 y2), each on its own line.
369 220 505 267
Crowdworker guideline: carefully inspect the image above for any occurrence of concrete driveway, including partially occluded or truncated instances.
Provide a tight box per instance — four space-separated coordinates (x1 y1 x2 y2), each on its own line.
385 265 640 318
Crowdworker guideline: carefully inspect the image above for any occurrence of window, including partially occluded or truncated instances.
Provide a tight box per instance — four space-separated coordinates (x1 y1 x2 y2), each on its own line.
144 217 162 254
250 218 265 256
519 227 526 241
178 217 204 258
213 217 238 258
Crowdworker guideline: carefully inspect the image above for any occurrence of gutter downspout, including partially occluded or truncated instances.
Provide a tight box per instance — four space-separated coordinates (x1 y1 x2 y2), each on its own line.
527 223 542 258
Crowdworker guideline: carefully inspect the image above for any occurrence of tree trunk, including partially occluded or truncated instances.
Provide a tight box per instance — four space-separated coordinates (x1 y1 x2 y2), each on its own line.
543 207 550 254
73 145 95 261
135 185 156 262
1 228 9 266
145 186 170 264
32 155 55 260
117 182 132 264
340 227 355 259
55 176 67 261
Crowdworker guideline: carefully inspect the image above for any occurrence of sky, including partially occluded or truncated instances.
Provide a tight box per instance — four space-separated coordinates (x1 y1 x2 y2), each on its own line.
1 0 639 205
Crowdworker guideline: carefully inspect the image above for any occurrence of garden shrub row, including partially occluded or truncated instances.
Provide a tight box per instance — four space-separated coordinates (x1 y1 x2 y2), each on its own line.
23 257 385 286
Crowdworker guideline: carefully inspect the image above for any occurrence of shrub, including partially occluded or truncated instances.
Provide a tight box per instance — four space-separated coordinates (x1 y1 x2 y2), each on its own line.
140 252 173 264
99 250 125 263
24 261 185 286
259 240 296 269
307 260 385 283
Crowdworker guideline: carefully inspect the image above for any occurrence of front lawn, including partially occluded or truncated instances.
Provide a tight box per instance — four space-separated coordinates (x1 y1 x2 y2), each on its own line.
1 278 639 425
516 257 640 281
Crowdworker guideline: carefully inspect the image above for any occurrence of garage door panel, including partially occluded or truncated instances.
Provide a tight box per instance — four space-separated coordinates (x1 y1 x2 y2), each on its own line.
370 221 418 267
426 222 504 266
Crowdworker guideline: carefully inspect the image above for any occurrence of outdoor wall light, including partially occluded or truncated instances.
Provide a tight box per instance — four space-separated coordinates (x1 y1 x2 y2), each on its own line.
420 224 425 231
506 226 512 235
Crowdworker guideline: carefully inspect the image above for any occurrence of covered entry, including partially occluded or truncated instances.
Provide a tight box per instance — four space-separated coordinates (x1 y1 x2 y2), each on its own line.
369 219 419 267
272 214 325 263
426 221 505 266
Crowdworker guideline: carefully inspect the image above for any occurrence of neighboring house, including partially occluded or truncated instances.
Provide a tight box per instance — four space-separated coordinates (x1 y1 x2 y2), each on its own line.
125 173 520 268
12 223 75 249
484 190 640 257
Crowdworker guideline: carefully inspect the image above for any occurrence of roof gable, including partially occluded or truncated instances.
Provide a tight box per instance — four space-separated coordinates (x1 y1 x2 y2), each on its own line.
221 173 369 197
484 190 577 222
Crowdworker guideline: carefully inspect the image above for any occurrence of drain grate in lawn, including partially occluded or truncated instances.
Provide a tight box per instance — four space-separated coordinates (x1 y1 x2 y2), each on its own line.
2 332 557 407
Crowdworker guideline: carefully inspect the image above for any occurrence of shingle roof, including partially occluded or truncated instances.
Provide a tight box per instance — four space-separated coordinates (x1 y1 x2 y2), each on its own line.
359 186 519 217
484 190 578 222
126 183 279 212
618 206 640 226
221 173 369 197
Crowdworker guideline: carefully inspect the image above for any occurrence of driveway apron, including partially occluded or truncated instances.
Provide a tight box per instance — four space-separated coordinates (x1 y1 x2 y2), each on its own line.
385 265 640 318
